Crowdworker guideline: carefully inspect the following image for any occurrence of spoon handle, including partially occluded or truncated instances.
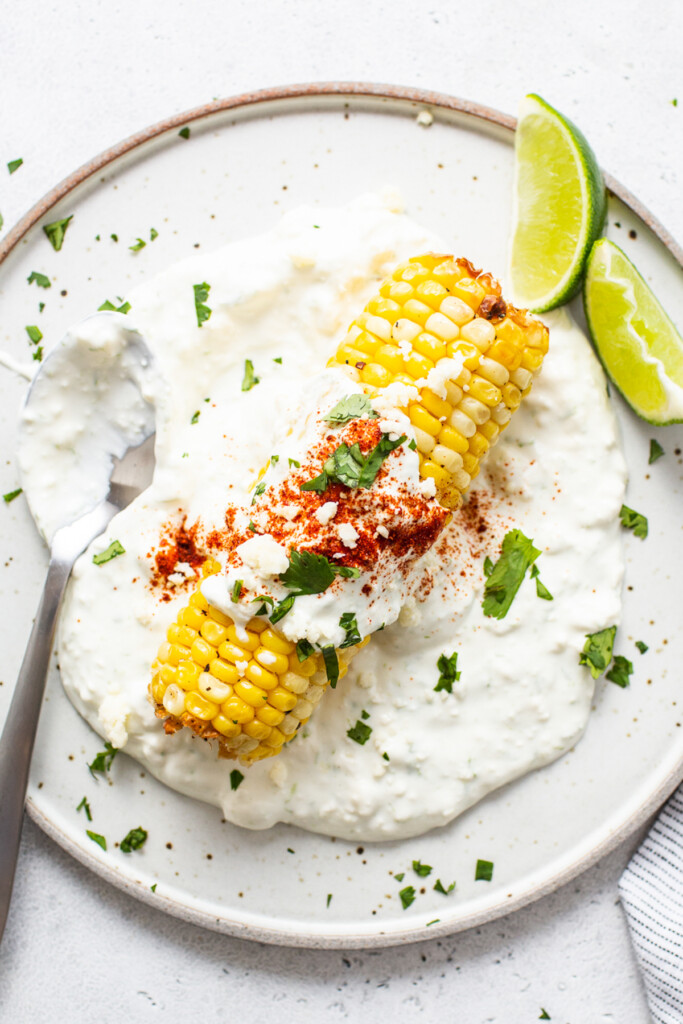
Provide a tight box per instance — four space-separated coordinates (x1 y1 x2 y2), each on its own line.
0 555 73 942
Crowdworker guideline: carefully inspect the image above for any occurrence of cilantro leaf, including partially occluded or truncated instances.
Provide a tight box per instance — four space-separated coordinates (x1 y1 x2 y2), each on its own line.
635 640 648 654
242 359 260 392
434 651 460 693
399 886 416 909
288 458 300 468
190 410 200 424
251 481 266 504
339 612 361 648
325 394 378 425
482 529 541 619
129 237 146 252
43 215 73 250
178 126 190 139
86 830 107 851
649 439 664 464
361 709 370 720
32 347 43 362
475 859 494 881
3 488 22 504
230 769 244 791
302 434 407 492
394 873 405 882
579 626 617 679
433 878 456 895
296 638 316 662
483 556 494 577
150 227 158 241
412 860 432 877
539 1012 551 1020
98 298 131 313
76 796 92 821
88 742 118 777
357 434 408 487
8 158 23 174
231 580 243 603
269 594 296 624
347 719 372 744
120 827 148 853
193 282 212 326
326 893 332 907
25 325 43 344
606 654 633 688
322 646 340 688
619 504 648 539
27 271 51 288
279 549 335 595
92 540 125 565
300 471 328 493
530 563 553 601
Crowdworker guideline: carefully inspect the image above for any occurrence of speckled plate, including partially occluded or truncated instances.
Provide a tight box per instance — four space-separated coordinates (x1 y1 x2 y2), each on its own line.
1 84 682 949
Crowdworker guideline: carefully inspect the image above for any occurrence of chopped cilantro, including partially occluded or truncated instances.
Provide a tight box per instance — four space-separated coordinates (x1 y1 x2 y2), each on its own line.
673 98 679 107
482 529 541 619
433 878 456 895
273 356 283 364
339 611 361 648
88 741 118 777
241 359 260 391
76 796 92 821
25 325 43 344
150 227 158 241
475 859 494 881
150 883 157 892
3 488 22 504
382 752 390 761
32 347 43 362
92 540 125 565
606 654 633 688
251 481 266 505
110 233 118 242
43 215 73 250
324 394 378 425
27 271 51 288
252 595 274 616
280 549 357 596
269 594 296 624
635 640 648 654
190 410 200 424
288 458 300 468
129 237 146 252
302 434 407 492
394 873 405 882
399 886 416 909
230 769 244 791
434 651 460 693
347 718 372 744
649 439 664 464
120 827 148 853
322 646 340 688
412 860 432 877
579 626 617 679
231 580 243 603
408 438 417 451
361 709 370 720
270 454 279 466
248 520 257 532
86 830 107 851
38 302 45 313
296 638 316 662
530 563 553 601
619 504 648 539
98 299 131 313
539 1012 551 1021
426 919 440 926
326 893 332 907
193 282 212 326
8 158 23 174
483 556 494 577
178 126 190 139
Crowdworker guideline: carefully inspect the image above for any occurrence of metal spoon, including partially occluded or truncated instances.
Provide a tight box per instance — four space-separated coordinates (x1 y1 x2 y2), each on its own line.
0 319 156 942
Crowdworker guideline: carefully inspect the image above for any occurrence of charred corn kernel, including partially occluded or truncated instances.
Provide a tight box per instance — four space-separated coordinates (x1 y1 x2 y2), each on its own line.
452 277 486 309
421 389 451 421
212 715 241 739
245 660 278 690
200 619 230 647
440 295 475 326
235 680 268 707
413 332 447 362
460 318 496 349
468 376 501 407
496 317 525 347
221 696 254 723
438 423 470 454
163 684 186 717
409 403 441 436
209 658 239 685
269 687 299 713
198 673 232 703
257 705 285 727
244 719 272 741
185 692 218 721
360 363 392 388
254 646 290 674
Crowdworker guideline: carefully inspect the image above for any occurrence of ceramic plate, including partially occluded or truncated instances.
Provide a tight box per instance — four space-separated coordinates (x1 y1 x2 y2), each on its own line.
1 84 682 949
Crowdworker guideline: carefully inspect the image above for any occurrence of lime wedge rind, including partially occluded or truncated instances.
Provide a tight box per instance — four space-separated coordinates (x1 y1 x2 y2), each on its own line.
584 238 683 425
510 93 606 314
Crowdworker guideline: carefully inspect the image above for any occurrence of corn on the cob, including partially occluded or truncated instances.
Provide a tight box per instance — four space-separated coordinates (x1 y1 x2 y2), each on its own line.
328 253 548 509
150 253 548 765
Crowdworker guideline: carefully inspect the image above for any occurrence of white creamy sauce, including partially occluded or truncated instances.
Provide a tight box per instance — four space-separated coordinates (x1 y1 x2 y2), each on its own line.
22 195 626 841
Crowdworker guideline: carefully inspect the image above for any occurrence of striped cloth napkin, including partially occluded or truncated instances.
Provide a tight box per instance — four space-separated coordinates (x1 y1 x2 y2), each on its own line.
619 786 683 1024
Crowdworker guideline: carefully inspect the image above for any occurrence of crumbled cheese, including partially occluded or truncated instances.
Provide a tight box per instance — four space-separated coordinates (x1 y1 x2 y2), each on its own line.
397 338 413 359
419 476 437 498
337 522 360 548
98 693 130 748
174 561 197 579
371 382 419 417
235 659 249 677
167 573 185 586
278 504 299 522
416 110 434 127
377 525 390 538
357 670 377 690
398 597 422 627
236 534 289 575
269 760 288 788
414 356 465 399
314 501 338 526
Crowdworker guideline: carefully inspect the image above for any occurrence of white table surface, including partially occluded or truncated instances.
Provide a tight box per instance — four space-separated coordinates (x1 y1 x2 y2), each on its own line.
2 1 681 1019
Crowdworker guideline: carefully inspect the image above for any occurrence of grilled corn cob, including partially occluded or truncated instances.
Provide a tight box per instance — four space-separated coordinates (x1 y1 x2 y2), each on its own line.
329 253 548 509
151 253 548 765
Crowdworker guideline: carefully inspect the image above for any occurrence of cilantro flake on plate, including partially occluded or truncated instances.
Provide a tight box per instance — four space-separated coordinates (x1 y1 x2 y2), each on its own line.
649 439 664 464
482 529 541 619
619 504 648 539
27 271 50 288
606 654 633 688
230 769 244 791
434 651 460 693
412 860 432 877
475 859 494 882
3 488 22 504
86 830 107 851
347 719 372 744
88 742 118 777
43 215 73 251
8 158 23 174
92 540 125 565
120 827 148 853
579 626 617 679
398 885 416 909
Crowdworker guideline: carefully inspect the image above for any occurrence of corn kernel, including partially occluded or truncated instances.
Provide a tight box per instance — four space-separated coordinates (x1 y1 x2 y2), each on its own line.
448 408 476 438
413 332 447 363
270 687 299 713
189 590 208 612
432 444 463 473
413 426 436 454
404 351 435 379
257 705 285 727
245 660 278 690
234 680 268 707
163 683 186 716
264 728 286 749
185 692 218 721
415 279 448 308
160 664 177 686
375 343 405 375
501 382 522 409
460 396 490 425
244 719 272 741
421 389 451 420
221 696 254 723
360 363 392 388
392 318 421 343
254 646 289 675
388 280 414 303
198 672 232 703
211 715 241 738
521 348 544 372
469 432 490 459
480 419 500 443
460 317 495 349
468 375 501 407
438 424 470 454
408 403 441 437
209 658 239 685
167 623 197 647
191 637 217 667
452 277 486 310
200 619 229 647
477 356 509 387
440 295 475 326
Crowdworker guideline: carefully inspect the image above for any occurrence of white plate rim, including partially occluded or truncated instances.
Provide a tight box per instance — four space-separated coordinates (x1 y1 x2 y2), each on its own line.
4 81 683 949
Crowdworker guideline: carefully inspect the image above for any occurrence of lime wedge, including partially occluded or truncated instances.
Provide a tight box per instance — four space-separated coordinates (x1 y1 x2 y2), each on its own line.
584 238 683 424
510 93 606 312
